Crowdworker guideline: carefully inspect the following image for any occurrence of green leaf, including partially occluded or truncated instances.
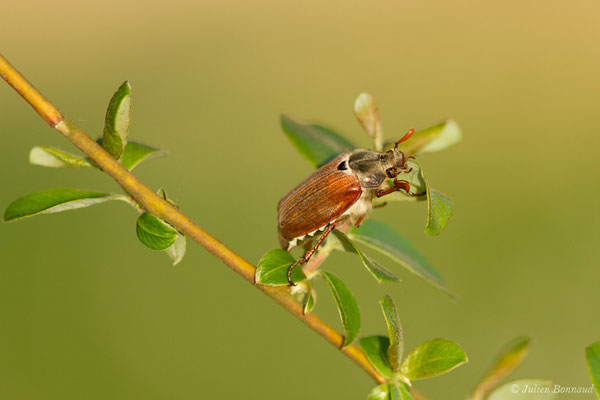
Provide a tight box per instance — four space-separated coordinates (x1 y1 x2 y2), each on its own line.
386 120 462 156
425 187 453 236
349 220 453 297
121 141 167 170
102 81 131 160
418 165 453 236
367 382 414 400
320 271 360 346
354 93 383 150
281 114 355 167
332 230 400 283
29 146 94 168
255 249 307 286
487 379 556 400
136 212 177 250
291 280 317 315
368 384 391 400
400 338 467 380
305 289 316 314
165 234 186 266
587 342 600 398
4 188 127 222
379 295 404 373
359 336 393 378
470 337 531 400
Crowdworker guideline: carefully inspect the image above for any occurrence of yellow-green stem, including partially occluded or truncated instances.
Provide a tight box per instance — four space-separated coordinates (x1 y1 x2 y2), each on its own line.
0 53 386 385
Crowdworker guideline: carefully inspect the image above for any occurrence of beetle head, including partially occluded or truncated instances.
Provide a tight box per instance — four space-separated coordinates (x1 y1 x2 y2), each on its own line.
380 149 406 177
378 129 416 176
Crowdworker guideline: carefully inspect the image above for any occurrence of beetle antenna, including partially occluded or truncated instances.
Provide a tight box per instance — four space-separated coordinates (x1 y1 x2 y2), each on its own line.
394 128 415 150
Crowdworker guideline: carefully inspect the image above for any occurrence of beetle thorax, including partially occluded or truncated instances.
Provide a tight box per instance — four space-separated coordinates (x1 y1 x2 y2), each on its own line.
347 149 404 189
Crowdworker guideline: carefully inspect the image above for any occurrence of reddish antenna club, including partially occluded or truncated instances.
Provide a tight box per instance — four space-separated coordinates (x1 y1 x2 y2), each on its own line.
394 128 415 150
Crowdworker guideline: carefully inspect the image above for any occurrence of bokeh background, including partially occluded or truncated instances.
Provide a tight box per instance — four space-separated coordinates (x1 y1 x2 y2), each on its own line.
1 1 599 399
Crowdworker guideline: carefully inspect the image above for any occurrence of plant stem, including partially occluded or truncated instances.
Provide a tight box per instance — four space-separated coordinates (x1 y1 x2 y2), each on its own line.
0 53 386 385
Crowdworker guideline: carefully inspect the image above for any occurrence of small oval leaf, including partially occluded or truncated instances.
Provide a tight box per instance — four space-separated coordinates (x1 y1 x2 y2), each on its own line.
320 271 360 346
291 280 317 315
387 120 462 156
425 187 453 236
304 289 316 314
471 337 531 400
102 81 131 160
332 230 400 283
417 163 453 236
165 234 186 266
29 146 94 168
281 114 355 168
368 382 414 400
4 188 127 222
349 220 453 297
136 212 177 250
488 379 556 400
368 384 391 400
121 141 167 170
359 336 393 378
392 383 413 400
255 249 307 286
380 295 404 373
354 93 382 150
400 338 467 380
586 342 600 398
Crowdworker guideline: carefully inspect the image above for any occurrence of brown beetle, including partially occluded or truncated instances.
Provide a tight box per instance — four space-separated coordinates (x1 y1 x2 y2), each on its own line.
278 129 424 285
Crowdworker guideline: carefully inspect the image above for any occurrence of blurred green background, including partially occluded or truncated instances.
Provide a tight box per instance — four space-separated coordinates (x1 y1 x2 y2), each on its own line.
2 0 599 398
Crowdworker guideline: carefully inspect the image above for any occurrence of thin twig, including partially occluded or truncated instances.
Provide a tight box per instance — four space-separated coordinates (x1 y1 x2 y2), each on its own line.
0 54 386 385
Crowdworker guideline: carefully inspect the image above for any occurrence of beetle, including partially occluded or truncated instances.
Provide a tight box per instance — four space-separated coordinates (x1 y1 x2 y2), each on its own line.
278 129 425 285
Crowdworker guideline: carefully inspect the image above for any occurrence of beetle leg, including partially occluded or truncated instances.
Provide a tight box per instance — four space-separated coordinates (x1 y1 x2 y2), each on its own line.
287 223 336 286
401 156 415 171
286 259 306 286
373 201 388 209
376 180 411 198
303 239 314 252
355 215 366 227
376 179 426 198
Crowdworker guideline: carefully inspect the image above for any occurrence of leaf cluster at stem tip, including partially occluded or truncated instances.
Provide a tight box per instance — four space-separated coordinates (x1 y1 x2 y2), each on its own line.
4 81 184 265
362 295 467 399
